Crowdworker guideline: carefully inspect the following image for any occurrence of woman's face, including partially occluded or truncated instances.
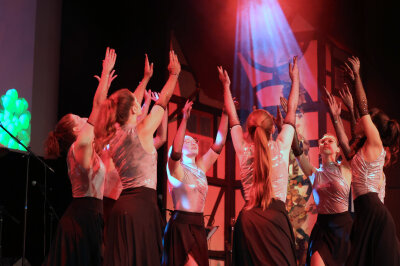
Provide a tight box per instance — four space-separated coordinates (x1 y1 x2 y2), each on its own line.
182 135 199 157
318 135 340 156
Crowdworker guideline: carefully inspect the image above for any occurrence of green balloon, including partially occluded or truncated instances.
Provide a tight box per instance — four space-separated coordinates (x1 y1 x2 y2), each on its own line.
14 99 24 116
12 117 22 132
7 138 19 149
0 113 4 122
0 132 11 146
2 95 16 113
6 123 17 135
6 89 18 101
20 98 28 113
3 110 13 123
19 113 30 130
18 130 30 143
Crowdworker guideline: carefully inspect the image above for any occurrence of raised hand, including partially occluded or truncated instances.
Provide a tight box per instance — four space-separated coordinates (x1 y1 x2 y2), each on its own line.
289 56 299 82
95 69 117 89
343 56 360 81
182 100 193 120
103 47 117 74
168 50 181 76
348 56 360 75
151 92 160 102
217 66 231 87
325 87 341 117
339 83 353 111
144 54 154 79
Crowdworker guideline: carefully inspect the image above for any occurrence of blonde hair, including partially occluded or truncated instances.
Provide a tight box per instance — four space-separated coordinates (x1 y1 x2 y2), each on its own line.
245 109 274 210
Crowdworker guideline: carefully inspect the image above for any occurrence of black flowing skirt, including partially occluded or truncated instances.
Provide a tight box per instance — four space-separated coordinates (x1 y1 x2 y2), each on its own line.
346 192 400 266
306 211 353 266
232 199 297 266
103 187 165 266
162 210 208 266
43 197 103 266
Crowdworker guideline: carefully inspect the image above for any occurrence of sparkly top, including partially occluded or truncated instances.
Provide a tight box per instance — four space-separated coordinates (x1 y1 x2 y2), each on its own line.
167 161 208 213
67 143 105 200
311 162 350 214
237 124 294 202
109 124 157 190
351 148 386 203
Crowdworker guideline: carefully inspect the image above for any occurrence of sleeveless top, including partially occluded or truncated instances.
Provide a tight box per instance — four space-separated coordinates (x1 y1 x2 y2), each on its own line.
238 140 291 202
67 143 105 200
109 124 157 190
351 148 386 203
311 162 350 214
167 161 208 213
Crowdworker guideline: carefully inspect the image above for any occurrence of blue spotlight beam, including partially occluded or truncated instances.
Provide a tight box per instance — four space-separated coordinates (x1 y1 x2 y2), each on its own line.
233 0 316 117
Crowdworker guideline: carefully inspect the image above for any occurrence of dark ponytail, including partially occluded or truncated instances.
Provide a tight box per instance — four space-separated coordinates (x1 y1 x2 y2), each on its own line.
44 114 76 159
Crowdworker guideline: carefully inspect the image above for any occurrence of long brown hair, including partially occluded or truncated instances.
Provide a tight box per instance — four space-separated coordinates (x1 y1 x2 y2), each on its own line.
95 89 134 152
44 114 76 159
350 108 400 167
245 109 274 210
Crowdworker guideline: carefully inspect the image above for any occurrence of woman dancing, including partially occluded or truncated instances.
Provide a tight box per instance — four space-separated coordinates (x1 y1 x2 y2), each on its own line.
332 57 400 265
220 56 299 265
96 51 181 266
99 57 167 225
294 130 352 265
162 100 228 266
43 47 116 265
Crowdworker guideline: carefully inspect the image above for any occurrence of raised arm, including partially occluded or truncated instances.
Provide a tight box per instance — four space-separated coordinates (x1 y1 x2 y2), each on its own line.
138 51 180 136
344 56 382 159
339 83 358 141
324 87 352 160
75 47 116 168
137 89 152 122
218 66 245 154
154 105 168 150
132 54 153 105
276 57 299 149
167 101 192 179
197 111 229 173
284 56 300 126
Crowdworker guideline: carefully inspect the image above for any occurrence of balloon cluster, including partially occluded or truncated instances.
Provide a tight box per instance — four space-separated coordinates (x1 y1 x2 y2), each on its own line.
0 88 31 151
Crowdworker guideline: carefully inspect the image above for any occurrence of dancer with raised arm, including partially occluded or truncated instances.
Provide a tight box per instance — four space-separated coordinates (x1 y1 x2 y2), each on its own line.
220 56 299 265
43 47 116 266
95 51 181 266
280 94 353 265
293 100 352 265
339 57 400 265
162 100 228 266
98 58 167 224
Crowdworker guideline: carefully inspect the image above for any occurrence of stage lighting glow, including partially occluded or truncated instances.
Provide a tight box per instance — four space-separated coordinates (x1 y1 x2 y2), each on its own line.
0 88 31 151
234 0 316 117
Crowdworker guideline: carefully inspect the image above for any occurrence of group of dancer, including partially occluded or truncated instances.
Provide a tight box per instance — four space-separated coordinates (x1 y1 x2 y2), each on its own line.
42 46 400 266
